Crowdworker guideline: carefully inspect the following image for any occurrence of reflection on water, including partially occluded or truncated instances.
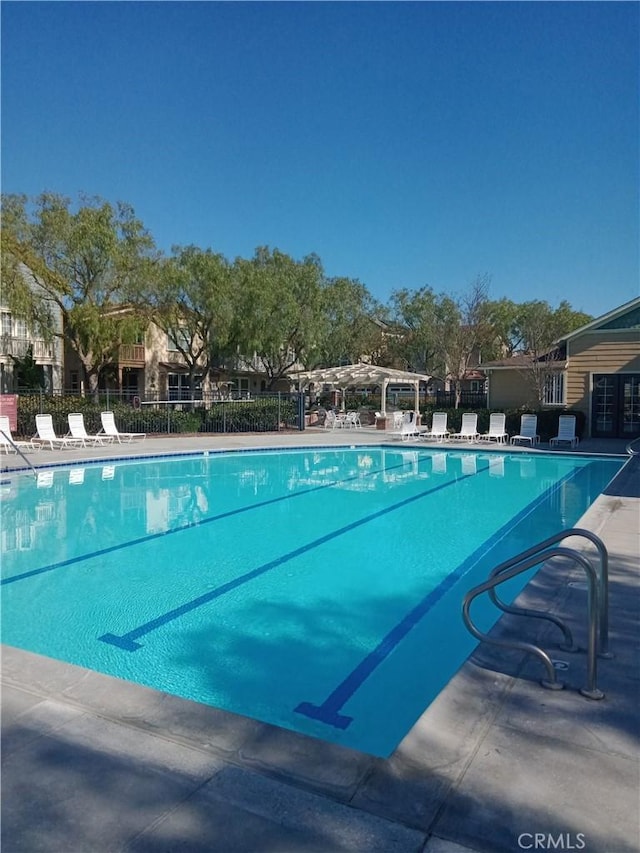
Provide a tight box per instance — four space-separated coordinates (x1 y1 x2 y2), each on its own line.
0 449 622 571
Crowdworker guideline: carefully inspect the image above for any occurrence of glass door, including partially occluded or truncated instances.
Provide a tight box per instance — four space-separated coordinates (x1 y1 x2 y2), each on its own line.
592 374 640 438
621 375 640 436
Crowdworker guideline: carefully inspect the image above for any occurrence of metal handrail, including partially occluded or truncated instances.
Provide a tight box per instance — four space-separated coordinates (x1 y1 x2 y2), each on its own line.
626 436 640 455
487 528 610 657
462 546 605 699
0 430 38 478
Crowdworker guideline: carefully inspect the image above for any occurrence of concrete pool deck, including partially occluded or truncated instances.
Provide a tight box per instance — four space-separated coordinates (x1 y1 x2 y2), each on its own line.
1 432 638 852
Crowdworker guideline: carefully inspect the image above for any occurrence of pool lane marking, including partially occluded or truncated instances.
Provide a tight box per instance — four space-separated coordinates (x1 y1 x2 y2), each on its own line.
1 453 423 587
295 467 585 729
98 459 490 650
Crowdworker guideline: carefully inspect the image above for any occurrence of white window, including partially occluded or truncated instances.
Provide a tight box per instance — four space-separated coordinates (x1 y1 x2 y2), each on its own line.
167 329 190 352
543 372 565 405
168 373 202 400
1 313 11 337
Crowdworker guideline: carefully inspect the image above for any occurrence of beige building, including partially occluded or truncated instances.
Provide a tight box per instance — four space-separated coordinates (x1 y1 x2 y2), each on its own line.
0 264 64 394
483 296 640 439
64 318 292 401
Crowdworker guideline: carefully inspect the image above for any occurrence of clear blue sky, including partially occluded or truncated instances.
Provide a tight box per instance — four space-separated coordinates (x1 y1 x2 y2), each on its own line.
2 1 638 318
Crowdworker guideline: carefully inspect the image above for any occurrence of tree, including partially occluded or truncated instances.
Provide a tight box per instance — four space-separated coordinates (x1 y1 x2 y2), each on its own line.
432 275 494 407
387 286 442 374
138 246 234 398
511 300 593 404
232 248 325 389
314 276 383 368
1 192 155 399
389 275 494 406
10 347 45 390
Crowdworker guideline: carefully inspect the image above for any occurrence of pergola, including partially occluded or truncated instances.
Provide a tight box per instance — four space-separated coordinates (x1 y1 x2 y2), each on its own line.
290 362 431 416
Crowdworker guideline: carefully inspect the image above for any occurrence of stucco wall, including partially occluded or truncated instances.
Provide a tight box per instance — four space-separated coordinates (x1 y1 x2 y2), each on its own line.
487 369 539 409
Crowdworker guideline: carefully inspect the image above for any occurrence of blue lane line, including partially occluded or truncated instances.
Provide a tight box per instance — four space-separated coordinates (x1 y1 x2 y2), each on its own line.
1 454 421 587
295 466 584 729
99 460 489 650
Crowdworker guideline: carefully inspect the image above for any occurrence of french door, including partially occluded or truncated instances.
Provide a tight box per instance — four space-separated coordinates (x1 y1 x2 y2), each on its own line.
592 374 640 438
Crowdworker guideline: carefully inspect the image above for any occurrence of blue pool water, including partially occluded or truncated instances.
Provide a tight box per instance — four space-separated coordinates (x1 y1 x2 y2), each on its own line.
0 446 623 756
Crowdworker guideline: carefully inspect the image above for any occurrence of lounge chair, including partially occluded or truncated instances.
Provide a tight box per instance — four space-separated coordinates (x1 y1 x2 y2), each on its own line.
388 411 419 441
510 414 540 446
450 413 480 443
99 411 146 443
67 413 113 446
419 412 450 443
478 413 508 444
550 415 579 449
0 416 38 453
33 414 85 450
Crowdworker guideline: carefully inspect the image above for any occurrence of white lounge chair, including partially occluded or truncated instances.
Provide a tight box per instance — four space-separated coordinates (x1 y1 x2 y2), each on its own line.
478 413 508 444
419 412 450 443
67 413 113 446
99 411 146 443
510 414 540 447
0 416 38 453
388 411 419 441
450 413 479 443
550 415 579 449
33 414 84 450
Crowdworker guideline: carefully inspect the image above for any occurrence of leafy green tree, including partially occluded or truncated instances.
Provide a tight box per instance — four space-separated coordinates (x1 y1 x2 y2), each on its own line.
232 247 325 389
138 246 234 397
314 276 383 368
389 275 494 405
1 192 155 399
387 286 442 374
431 275 494 406
510 300 593 403
10 346 45 390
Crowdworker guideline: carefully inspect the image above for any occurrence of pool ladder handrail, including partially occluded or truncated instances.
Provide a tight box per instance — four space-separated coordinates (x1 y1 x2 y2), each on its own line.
626 436 640 456
462 529 609 699
0 429 38 479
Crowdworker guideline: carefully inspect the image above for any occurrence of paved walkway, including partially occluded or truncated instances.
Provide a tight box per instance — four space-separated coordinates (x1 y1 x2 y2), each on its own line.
1 431 638 852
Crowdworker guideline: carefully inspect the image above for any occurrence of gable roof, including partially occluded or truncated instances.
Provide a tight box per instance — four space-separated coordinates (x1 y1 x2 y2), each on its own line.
557 295 640 343
481 348 567 370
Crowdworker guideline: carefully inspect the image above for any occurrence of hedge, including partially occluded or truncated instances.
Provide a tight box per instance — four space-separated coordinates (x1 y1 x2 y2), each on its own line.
15 394 300 437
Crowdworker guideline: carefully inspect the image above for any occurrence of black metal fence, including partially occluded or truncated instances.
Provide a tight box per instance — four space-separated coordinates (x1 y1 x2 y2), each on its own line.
15 391 302 437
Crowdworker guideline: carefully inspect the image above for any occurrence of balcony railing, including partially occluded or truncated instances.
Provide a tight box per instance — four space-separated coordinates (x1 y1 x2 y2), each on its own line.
0 336 57 361
117 344 146 366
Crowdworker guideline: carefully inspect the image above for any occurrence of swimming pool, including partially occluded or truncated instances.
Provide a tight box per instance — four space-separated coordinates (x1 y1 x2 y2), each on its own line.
0 446 624 756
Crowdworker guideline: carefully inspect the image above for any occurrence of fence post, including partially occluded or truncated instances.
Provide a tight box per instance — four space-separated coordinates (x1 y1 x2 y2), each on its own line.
278 393 281 432
223 402 227 434
298 391 305 431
